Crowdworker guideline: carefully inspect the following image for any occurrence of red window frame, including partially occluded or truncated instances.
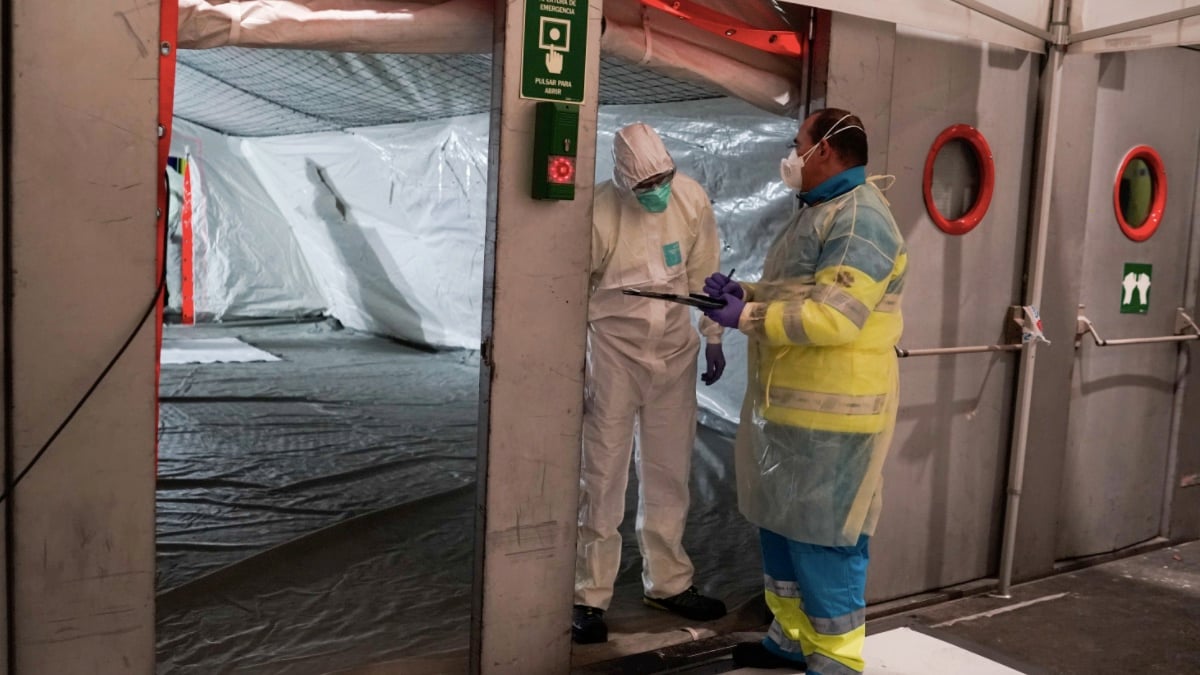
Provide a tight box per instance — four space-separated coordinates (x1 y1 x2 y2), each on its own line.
922 124 995 236
1113 145 1167 243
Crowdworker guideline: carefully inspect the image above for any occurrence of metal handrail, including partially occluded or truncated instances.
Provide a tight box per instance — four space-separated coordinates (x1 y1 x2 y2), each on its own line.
896 305 1029 358
896 343 1023 358
1076 308 1200 347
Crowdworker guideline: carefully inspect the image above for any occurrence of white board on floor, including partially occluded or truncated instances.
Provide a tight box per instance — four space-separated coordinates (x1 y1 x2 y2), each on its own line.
731 626 1026 674
161 337 281 365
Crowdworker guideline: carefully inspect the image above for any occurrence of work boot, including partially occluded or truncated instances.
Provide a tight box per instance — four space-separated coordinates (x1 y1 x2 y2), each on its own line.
572 605 608 644
643 586 727 621
731 641 807 670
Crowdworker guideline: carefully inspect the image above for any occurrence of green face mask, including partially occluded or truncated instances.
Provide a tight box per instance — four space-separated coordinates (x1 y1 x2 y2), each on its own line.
635 182 672 213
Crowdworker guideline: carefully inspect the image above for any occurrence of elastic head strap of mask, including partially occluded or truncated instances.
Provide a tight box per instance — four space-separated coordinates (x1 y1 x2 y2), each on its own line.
809 113 864 155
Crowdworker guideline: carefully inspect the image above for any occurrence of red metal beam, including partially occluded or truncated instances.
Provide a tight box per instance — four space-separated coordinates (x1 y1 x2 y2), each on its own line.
157 0 180 466
639 0 803 58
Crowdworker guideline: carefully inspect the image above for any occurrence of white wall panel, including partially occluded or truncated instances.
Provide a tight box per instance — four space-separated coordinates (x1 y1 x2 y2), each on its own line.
782 0 1051 53
1071 0 1200 52
865 31 1039 601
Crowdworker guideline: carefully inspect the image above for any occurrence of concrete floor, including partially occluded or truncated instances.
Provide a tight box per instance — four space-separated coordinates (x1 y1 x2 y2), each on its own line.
872 540 1200 674
574 540 1200 674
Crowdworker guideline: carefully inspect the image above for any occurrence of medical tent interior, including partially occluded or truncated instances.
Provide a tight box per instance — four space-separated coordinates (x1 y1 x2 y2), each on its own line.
63 0 1192 672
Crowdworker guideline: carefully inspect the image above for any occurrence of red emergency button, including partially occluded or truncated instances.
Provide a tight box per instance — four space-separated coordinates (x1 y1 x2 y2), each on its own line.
547 155 576 185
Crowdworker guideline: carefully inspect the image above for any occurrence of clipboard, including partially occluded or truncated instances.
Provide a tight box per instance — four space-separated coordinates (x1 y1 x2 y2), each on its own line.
622 288 726 310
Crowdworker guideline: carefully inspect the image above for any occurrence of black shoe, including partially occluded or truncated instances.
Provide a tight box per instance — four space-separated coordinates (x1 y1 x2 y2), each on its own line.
643 586 727 621
572 605 608 644
731 641 807 670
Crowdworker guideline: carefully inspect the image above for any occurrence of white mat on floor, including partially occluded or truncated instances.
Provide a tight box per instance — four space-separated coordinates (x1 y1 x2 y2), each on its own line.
161 337 281 365
731 627 1025 674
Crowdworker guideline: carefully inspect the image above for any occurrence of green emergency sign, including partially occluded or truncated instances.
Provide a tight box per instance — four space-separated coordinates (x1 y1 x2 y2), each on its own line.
1120 263 1152 314
521 0 588 104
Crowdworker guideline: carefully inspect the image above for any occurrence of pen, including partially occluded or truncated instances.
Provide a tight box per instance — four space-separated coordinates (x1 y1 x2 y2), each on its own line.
727 268 735 279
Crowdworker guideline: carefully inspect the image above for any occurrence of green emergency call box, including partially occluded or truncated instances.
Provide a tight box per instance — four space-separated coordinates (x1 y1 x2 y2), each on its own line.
531 101 579 201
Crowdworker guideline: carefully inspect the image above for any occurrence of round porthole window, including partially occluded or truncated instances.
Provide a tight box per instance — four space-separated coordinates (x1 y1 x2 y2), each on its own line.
1114 145 1166 242
923 124 995 236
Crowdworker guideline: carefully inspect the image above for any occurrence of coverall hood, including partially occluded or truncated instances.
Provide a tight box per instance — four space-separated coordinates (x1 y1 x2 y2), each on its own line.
613 123 676 194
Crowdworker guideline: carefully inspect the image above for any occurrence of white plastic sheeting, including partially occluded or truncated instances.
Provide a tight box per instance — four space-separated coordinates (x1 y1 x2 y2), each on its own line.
165 165 185 313
171 122 328 322
170 97 796 369
170 116 489 348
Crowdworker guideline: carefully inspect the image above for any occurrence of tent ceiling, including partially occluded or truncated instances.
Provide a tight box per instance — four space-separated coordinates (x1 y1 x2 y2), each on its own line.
174 48 727 136
174 0 809 133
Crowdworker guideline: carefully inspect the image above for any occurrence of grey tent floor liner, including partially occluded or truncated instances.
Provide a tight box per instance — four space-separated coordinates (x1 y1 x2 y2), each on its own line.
156 322 761 674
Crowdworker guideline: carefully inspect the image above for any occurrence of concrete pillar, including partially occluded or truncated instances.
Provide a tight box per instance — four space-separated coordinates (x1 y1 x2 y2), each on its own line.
470 0 602 673
1 0 8 667
4 1 160 672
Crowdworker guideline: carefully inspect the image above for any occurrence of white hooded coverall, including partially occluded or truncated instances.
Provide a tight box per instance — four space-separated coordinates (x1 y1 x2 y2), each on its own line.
575 124 722 610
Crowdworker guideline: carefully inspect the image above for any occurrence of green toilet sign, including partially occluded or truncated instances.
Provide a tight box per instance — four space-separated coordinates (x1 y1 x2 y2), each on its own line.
1120 263 1152 314
521 0 589 104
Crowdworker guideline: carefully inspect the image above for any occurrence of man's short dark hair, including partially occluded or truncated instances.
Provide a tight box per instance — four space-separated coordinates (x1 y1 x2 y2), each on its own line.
807 108 868 167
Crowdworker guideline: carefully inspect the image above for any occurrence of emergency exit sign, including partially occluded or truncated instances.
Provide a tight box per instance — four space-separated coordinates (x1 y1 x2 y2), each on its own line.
521 0 588 104
1121 263 1152 314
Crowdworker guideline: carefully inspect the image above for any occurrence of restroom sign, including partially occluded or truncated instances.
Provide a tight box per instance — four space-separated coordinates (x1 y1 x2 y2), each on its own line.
521 0 588 104
1120 263 1152 314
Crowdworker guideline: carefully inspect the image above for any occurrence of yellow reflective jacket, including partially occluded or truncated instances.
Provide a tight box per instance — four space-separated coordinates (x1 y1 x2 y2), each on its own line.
734 177 906 545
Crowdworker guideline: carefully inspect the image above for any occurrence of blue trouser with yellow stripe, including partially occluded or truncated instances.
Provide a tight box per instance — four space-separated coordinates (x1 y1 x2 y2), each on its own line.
760 528 869 674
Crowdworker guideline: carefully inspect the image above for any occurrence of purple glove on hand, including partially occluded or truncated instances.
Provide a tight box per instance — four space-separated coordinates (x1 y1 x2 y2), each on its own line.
702 343 725 386
703 272 744 300
704 293 745 329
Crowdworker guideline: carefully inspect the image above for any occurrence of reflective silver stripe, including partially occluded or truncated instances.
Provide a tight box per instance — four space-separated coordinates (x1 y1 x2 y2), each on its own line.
782 302 809 343
743 302 770 340
808 608 866 636
768 387 887 415
767 621 806 655
746 302 769 325
761 282 814 302
808 652 862 675
876 293 902 313
764 574 800 599
812 284 870 328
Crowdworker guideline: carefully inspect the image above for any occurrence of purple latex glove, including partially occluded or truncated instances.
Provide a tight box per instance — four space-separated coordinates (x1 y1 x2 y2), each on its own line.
704 293 746 329
702 343 725 386
703 272 743 300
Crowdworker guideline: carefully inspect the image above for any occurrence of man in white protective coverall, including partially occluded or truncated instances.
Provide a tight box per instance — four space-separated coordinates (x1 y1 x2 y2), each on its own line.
572 123 728 644
703 109 906 673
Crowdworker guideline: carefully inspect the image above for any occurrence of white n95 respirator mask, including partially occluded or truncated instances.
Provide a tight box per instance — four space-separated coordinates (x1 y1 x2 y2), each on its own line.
779 147 810 192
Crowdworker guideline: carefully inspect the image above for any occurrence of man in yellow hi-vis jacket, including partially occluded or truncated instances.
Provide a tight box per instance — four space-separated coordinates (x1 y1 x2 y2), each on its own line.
703 108 906 674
